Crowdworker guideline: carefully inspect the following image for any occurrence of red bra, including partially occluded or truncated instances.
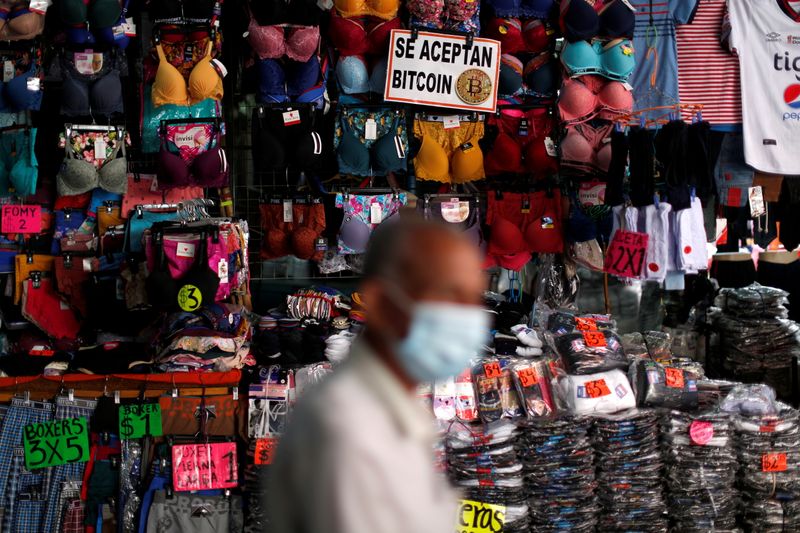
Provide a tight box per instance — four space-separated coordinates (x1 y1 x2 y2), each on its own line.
329 12 401 56
485 105 558 178
560 122 615 175
558 75 632 124
486 17 553 55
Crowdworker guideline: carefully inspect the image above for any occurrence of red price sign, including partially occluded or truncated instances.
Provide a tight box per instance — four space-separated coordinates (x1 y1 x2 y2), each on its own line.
254 437 278 465
583 331 607 347
604 230 649 278
1 204 41 234
762 452 787 472
172 442 238 491
575 317 598 331
585 379 611 398
664 367 685 389
516 367 538 388
483 361 502 379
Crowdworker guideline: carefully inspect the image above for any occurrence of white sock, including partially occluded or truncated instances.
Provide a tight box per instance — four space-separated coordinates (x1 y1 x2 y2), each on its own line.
516 346 543 357
643 203 672 282
687 197 709 271
511 324 543 347
624 206 639 232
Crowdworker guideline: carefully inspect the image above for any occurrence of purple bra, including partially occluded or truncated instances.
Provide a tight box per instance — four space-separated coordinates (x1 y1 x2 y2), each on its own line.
422 197 484 249
157 127 229 189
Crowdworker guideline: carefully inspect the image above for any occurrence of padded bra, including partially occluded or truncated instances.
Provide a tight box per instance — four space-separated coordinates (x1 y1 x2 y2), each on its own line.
559 75 632 124
0 62 42 112
485 106 558 178
60 50 124 117
57 141 127 196
257 55 327 106
329 12 400 57
560 122 615 174
157 129 229 188
0 128 36 197
60 0 121 28
152 42 223 107
422 198 483 249
337 114 406 175
560 0 635 43
486 17 553 55
336 55 388 95
334 0 399 19
0 7 44 41
487 190 563 257
246 18 319 62
485 0 554 18
498 52 558 97
407 0 479 24
561 39 635 81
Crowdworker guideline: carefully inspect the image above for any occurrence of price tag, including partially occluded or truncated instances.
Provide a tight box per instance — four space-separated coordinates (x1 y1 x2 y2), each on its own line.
218 258 229 282
283 200 293 223
1 205 41 234
762 452 787 472
370 202 383 224
578 181 606 207
26 77 40 92
119 403 163 439
749 186 766 218
282 110 301 126
123 17 136 37
544 137 557 157
664 367 685 389
23 417 90 470
583 331 606 347
585 379 611 398
455 499 506 533
28 0 51 14
516 367 538 388
365 118 377 140
254 437 278 465
176 242 196 258
172 442 238 491
483 362 502 379
604 230 649 278
689 420 714 445
94 139 107 160
3 61 13 83
575 317 598 331
443 116 460 129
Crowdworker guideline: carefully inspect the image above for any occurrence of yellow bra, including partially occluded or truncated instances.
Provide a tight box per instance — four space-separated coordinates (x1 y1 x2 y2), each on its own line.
152 42 223 107
333 0 399 19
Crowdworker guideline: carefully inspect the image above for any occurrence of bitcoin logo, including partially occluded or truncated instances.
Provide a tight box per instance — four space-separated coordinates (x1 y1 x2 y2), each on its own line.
456 69 492 105
177 284 202 312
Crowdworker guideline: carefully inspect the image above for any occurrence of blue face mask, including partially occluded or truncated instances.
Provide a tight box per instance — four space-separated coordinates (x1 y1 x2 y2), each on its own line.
387 286 490 382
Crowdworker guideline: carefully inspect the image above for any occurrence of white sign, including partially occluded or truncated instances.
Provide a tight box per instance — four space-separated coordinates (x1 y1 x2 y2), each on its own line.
384 30 500 113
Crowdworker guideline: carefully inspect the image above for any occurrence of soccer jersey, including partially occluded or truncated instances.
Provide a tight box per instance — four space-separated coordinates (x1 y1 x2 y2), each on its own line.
729 0 800 173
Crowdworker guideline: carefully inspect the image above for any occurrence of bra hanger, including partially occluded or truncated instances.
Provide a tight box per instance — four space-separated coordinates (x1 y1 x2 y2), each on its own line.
408 25 475 50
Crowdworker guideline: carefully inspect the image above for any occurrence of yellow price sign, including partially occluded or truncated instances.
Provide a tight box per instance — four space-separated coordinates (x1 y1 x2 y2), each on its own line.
455 499 505 533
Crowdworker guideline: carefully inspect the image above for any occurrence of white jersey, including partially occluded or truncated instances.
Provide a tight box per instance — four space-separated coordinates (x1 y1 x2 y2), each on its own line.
729 0 800 173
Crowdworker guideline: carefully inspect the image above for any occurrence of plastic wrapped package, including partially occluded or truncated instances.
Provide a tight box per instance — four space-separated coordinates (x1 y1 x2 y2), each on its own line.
714 283 790 318
720 384 779 417
628 359 699 410
544 310 616 335
548 329 628 374
621 332 648 359
642 330 672 361
534 254 579 309
510 359 555 418
471 358 525 422
560 369 636 415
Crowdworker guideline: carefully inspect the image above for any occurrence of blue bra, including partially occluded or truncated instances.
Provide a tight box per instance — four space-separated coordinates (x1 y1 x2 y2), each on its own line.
561 39 635 82
0 63 42 112
486 0 554 18
257 55 328 108
336 56 387 95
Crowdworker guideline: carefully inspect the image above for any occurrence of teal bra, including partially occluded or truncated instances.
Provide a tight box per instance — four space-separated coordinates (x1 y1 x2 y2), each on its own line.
561 39 635 82
0 127 37 197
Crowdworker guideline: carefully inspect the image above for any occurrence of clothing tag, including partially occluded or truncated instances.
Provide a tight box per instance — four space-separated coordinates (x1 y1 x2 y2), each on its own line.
176 242 196 258
521 197 531 214
578 181 607 206
172 126 207 149
544 137 557 157
26 78 40 92
749 186 766 218
715 217 727 244
540 215 554 229
370 202 382 224
622 81 634 91
123 17 136 37
365 118 377 141
602 137 612 144
726 186 742 207
282 110 301 126
3 61 13 83
283 200 293 223
112 24 125 40
217 258 228 283
82 258 93 272
460 142 473 152
518 118 529 137
443 116 460 129
94 139 107 160
441 201 470 223
315 237 327 252
74 53 94 75
210 58 228 79
28 0 50 14
184 44 194 64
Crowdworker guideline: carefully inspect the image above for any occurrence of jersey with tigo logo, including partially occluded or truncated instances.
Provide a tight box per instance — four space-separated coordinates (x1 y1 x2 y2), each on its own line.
729 0 800 173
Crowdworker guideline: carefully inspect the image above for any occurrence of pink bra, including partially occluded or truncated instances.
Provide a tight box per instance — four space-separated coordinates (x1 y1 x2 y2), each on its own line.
560 122 615 174
246 15 319 62
558 75 632 124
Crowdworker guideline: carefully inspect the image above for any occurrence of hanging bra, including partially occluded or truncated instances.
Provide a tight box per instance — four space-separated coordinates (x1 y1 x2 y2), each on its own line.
333 0 399 19
561 39 635 81
558 75 632 124
524 52 559 97
0 4 44 41
422 197 483 248
60 0 120 28
484 0 554 18
499 54 523 96
329 12 400 57
0 127 36 196
336 193 406 254
246 15 319 62
147 232 219 313
406 0 479 25
152 42 223 107
0 61 42 112
560 122 615 174
257 55 327 107
157 127 228 189
485 17 553 55
64 0 131 48
485 105 558 178
486 190 563 258
57 141 127 196
559 0 635 43
336 56 387 95
337 112 406 176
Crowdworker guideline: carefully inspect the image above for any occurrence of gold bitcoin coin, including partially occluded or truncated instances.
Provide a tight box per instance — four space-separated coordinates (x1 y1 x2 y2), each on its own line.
456 69 492 105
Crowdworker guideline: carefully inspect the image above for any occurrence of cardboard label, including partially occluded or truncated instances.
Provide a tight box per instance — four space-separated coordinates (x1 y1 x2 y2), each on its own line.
94 139 106 160
575 317 598 331
365 118 377 140
119 403 163 439
172 442 238 492
455 499 506 533
283 200 293 223
23 417 90 470
749 186 766 218
254 437 278 465
578 181 606 206
664 367 685 389
604 230 649 278
762 452 787 472
2 204 41 233
385 30 501 113
172 126 208 149
516 367 538 388
176 242 196 258
370 202 383 224
282 110 301 126
29 0 51 14
583 331 606 347
443 116 461 129
585 379 611 398
483 362 502 379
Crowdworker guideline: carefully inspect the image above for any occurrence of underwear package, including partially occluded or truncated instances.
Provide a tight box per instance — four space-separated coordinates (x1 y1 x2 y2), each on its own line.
413 115 485 183
335 107 408 177
510 359 555 418
484 105 558 178
560 121 616 176
140 85 221 153
259 199 326 261
629 359 699 409
544 310 616 335
252 105 324 173
549 328 628 374
334 192 407 254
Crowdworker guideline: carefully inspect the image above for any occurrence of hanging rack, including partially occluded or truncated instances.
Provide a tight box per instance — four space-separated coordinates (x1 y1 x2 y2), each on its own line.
612 103 704 128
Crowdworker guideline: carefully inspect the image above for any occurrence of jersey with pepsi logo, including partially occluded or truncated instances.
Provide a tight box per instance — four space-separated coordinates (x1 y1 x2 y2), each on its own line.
729 0 800 173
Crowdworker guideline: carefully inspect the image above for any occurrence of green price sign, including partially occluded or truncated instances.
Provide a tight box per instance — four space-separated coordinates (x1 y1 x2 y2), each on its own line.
23 417 90 470
119 403 163 439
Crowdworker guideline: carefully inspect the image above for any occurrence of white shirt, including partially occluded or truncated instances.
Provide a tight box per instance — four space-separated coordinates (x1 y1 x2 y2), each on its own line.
729 0 800 173
266 342 459 533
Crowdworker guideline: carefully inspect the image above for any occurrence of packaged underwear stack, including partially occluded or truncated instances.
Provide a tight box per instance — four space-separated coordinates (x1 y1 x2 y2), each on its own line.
518 416 599 532
592 409 668 532
661 411 738 532
710 283 800 399
445 420 530 533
